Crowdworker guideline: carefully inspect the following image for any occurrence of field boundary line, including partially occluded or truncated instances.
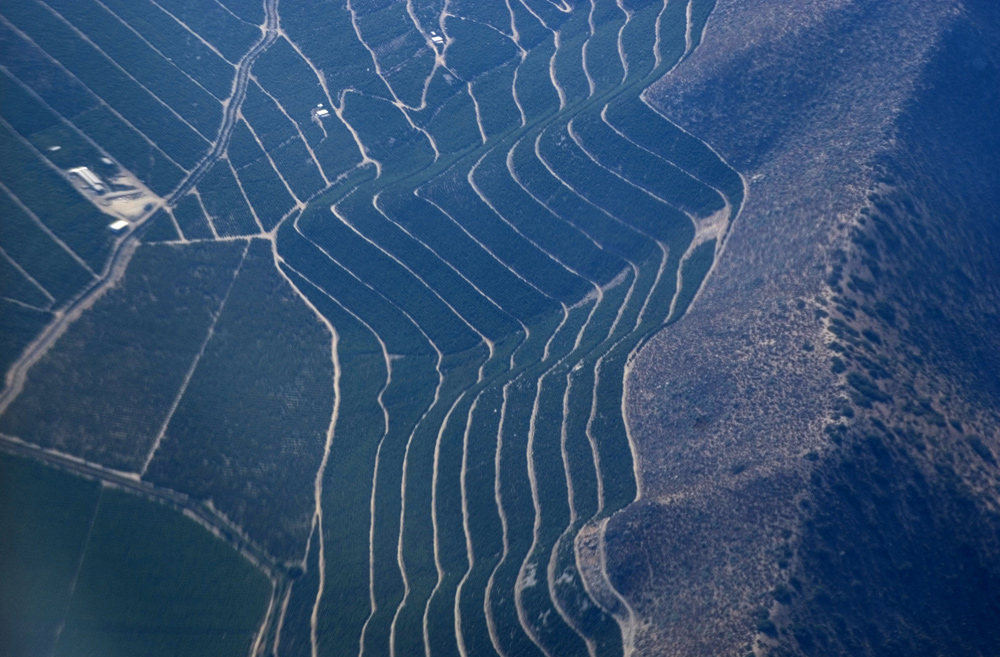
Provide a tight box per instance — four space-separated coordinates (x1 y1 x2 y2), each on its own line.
423 393 469 657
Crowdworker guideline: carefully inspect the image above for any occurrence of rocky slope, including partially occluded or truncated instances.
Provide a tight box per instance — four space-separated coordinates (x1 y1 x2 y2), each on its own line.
617 0 1000 654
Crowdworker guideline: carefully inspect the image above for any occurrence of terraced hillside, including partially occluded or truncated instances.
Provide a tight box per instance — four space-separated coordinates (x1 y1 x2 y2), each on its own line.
0 1 743 655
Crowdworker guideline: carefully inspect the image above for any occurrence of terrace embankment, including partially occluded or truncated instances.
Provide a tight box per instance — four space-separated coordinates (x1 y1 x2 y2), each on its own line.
618 0 1000 654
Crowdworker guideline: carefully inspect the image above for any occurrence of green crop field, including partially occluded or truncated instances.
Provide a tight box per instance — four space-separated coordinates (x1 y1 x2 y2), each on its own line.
0 0 744 654
0 454 270 657
0 454 101 657
53 489 271 657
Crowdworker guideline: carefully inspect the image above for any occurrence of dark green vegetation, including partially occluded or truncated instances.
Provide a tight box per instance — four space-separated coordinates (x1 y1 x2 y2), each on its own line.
0 0 741 655
145 240 335 562
171 193 215 240
0 453 100 657
0 121 112 273
0 241 247 470
54 489 271 657
0 454 270 657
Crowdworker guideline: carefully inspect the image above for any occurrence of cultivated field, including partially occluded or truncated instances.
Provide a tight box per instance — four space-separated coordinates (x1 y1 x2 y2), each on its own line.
0 0 742 655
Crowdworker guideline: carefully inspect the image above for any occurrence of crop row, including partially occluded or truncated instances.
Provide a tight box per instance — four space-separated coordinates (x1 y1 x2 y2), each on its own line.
342 92 436 176
393 348 489 657
422 166 590 305
378 187 558 324
301 189 481 355
254 39 360 179
0 187 92 305
538 119 694 244
276 218 433 357
508 136 657 264
280 267 394 656
0 69 114 181
470 61 523 138
198 160 260 236
572 109 725 218
278 1 390 99
252 37 363 179
421 80 483 155
605 96 745 210
340 192 519 343
585 0 628 94
227 121 296 231
472 144 625 286
0 251 49 310
354 0 427 74
620 0 663 84
552 7 592 107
